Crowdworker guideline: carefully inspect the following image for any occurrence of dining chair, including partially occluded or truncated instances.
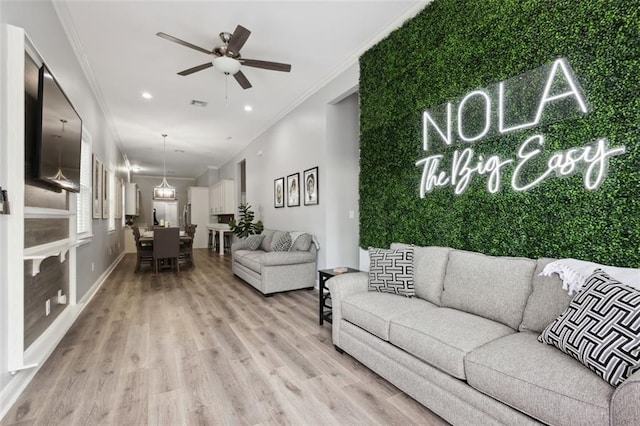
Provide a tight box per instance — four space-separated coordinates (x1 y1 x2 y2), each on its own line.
153 227 180 273
131 225 153 272
180 226 196 268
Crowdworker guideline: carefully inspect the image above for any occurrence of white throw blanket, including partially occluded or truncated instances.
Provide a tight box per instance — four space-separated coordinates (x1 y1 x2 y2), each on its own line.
540 258 640 295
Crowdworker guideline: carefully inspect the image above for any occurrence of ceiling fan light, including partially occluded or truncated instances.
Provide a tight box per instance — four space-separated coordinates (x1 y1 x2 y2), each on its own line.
213 56 241 75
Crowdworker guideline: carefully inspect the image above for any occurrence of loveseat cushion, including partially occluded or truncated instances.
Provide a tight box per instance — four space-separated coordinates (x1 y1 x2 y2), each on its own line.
389 308 514 380
441 249 536 329
391 243 450 305
465 332 613 426
519 257 573 333
235 250 264 273
259 229 275 251
341 292 434 341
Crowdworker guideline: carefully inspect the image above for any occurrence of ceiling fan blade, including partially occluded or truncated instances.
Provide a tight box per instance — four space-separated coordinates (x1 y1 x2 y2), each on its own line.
240 58 291 72
156 32 212 55
233 70 252 90
227 25 251 55
178 62 213 76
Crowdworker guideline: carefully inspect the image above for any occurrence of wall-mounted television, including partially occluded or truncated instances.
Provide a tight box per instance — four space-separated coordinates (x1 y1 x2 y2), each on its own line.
33 64 83 193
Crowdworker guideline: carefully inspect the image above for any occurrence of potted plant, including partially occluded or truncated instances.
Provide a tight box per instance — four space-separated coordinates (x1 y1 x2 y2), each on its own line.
229 203 264 238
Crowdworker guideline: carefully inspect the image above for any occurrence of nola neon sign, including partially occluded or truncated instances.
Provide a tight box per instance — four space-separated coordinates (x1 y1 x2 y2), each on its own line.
416 58 626 196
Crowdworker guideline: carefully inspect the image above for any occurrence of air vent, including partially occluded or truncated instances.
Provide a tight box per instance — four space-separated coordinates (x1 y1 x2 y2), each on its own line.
190 99 208 107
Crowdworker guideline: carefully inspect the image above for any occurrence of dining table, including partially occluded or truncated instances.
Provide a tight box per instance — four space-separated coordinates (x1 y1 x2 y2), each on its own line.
138 230 193 244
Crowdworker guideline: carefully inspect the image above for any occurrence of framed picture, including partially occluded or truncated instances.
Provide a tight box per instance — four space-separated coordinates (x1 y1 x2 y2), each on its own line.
115 178 123 219
303 167 319 205
274 177 284 208
287 172 300 207
92 154 102 218
102 166 109 219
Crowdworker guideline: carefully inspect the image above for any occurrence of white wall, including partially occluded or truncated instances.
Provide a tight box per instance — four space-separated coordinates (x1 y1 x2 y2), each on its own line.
0 0 126 409
218 64 361 270
325 92 360 268
195 167 219 187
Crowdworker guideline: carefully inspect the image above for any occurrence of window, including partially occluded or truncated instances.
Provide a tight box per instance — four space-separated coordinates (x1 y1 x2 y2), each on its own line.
76 129 92 237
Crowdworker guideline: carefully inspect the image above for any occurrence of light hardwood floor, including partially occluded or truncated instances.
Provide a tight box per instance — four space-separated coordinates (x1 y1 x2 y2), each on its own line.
2 250 447 425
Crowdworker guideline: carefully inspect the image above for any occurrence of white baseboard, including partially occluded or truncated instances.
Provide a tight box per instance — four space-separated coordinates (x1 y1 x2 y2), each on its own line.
0 252 125 421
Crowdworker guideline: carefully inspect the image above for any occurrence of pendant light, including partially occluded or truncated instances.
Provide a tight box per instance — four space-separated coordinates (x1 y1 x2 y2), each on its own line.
49 119 75 189
153 133 176 200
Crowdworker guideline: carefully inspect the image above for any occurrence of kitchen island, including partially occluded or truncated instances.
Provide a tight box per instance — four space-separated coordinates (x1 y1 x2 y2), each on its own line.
207 223 233 256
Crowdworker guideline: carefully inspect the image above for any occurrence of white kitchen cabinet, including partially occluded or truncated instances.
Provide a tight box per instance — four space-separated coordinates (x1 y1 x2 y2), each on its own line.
187 187 210 248
125 183 140 216
209 179 236 215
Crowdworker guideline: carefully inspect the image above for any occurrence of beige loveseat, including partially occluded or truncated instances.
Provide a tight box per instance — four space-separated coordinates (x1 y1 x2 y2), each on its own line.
328 244 640 425
231 229 317 295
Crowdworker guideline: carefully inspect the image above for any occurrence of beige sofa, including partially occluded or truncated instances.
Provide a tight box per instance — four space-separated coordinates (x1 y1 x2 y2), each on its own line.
328 244 640 425
231 229 317 295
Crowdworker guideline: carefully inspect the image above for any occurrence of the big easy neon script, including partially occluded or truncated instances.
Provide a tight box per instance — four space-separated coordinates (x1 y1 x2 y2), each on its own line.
416 58 626 197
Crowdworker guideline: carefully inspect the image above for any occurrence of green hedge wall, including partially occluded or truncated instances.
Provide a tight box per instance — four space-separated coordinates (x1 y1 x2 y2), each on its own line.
359 0 640 266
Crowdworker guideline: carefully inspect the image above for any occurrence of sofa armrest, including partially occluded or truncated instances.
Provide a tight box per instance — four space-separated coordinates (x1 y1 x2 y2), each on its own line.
231 242 242 254
327 272 369 347
611 369 640 425
261 250 316 266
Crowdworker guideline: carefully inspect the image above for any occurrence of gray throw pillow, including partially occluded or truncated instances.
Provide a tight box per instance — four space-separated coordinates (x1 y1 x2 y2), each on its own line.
272 232 292 251
260 230 275 251
539 269 640 387
368 247 414 297
291 233 312 251
238 234 264 251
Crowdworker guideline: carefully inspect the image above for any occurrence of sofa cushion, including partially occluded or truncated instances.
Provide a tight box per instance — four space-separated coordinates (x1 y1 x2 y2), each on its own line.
539 269 640 387
441 249 536 329
236 250 264 273
259 230 275 251
341 292 434 341
389 308 514 380
368 247 415 297
391 243 450 305
520 258 573 333
272 232 292 251
465 332 613 426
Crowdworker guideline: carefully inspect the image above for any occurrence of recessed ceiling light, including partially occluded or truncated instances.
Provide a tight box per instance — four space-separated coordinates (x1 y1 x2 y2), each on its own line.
141 92 153 99
131 165 141 172
244 105 252 112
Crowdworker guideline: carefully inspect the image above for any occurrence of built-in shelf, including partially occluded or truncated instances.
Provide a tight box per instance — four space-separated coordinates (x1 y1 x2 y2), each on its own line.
24 206 75 218
24 238 81 276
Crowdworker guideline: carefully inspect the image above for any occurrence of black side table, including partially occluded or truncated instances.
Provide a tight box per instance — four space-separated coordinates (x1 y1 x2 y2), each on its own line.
318 268 360 325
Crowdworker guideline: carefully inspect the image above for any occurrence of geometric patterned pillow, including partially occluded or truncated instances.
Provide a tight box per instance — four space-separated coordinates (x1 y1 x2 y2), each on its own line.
538 269 640 387
271 232 292 252
368 247 414 297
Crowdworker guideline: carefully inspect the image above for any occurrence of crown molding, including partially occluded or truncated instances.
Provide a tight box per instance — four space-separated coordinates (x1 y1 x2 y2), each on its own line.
52 0 126 156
